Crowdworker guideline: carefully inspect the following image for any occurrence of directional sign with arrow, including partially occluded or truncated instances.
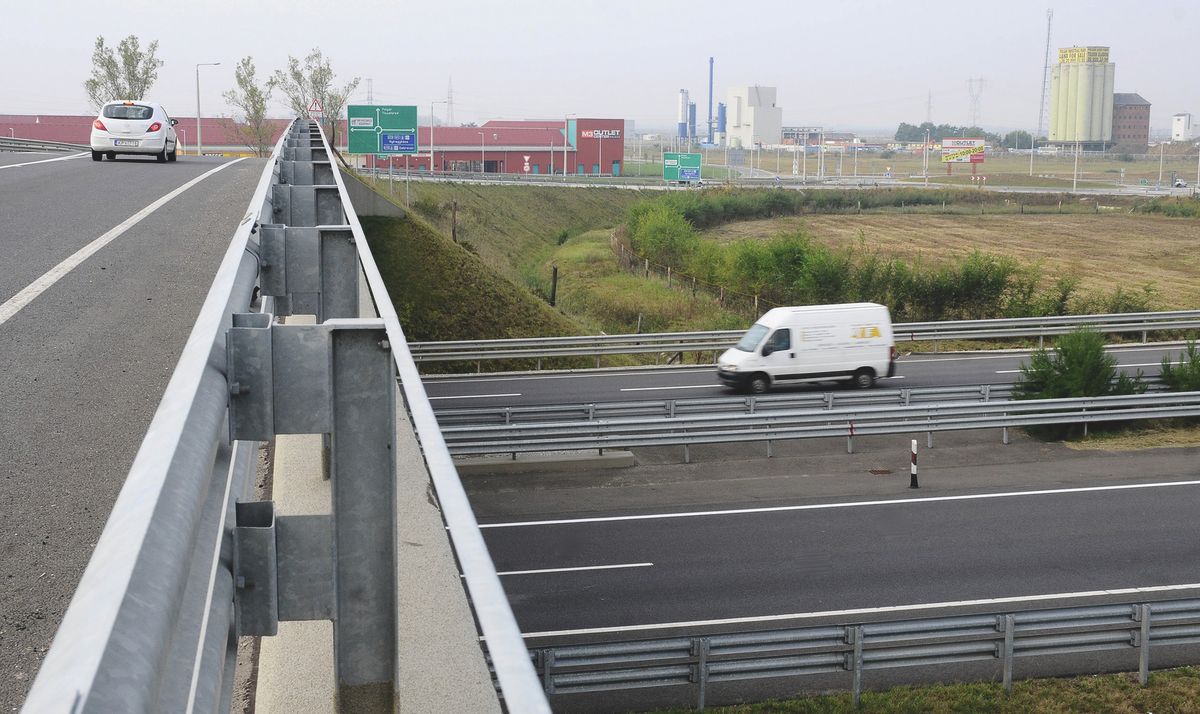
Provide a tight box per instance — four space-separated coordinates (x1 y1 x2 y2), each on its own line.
347 105 419 155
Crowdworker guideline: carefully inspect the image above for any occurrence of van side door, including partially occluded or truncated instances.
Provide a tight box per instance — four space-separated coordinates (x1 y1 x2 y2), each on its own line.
760 328 795 380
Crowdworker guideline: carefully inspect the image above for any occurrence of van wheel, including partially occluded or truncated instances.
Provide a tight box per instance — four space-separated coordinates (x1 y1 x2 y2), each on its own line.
748 374 770 394
852 368 876 389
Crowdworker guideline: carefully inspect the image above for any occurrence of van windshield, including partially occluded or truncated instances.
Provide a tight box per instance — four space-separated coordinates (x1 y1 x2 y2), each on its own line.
734 324 769 352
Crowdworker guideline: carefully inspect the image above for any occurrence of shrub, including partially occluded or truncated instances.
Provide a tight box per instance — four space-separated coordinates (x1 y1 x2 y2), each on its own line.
629 204 699 268
1015 328 1144 401
1160 340 1200 391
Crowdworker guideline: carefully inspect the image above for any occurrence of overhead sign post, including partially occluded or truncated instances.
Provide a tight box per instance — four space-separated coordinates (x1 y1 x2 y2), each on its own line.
347 105 419 156
663 151 702 182
940 138 985 176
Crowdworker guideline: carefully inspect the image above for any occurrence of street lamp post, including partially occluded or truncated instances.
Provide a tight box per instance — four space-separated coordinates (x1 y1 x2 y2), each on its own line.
923 128 930 187
478 131 485 174
1073 141 1080 191
430 99 448 174
195 62 220 157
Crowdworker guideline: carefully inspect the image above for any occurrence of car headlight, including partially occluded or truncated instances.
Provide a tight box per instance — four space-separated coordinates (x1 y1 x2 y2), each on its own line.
719 364 737 372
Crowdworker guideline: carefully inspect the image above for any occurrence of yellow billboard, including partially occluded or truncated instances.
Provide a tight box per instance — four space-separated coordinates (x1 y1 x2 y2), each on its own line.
1058 46 1109 64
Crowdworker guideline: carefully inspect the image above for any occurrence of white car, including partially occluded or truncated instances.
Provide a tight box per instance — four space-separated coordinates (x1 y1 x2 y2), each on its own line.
90 101 179 162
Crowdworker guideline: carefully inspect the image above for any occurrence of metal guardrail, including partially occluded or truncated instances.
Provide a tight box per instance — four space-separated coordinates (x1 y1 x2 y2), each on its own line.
530 598 1200 709
435 383 1017 426
23 120 548 712
410 310 1200 363
442 391 1200 459
0 136 89 152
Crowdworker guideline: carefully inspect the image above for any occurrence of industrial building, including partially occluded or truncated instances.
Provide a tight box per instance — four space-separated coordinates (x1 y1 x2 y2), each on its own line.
1048 46 1115 147
1172 113 1194 142
1112 94 1151 151
726 85 782 148
361 118 625 176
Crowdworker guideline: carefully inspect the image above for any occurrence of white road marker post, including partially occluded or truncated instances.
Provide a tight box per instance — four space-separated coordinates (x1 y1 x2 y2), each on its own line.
910 439 919 489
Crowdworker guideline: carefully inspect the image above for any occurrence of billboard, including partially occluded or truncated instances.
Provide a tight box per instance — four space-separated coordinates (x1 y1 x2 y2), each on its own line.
663 152 702 181
347 105 419 155
940 138 985 164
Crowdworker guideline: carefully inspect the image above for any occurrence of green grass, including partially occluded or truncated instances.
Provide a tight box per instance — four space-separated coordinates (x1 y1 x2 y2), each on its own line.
649 666 1200 713
361 176 644 290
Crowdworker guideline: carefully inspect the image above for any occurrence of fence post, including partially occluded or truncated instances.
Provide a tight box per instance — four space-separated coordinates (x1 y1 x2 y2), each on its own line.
1139 603 1152 685
667 266 672 288
683 443 691 464
694 637 710 712
644 258 649 278
766 439 773 458
1002 614 1015 693
754 294 759 315
851 626 864 707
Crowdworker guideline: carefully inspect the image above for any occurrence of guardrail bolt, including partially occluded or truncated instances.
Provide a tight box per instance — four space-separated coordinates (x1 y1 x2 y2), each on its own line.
229 382 246 396
378 339 391 351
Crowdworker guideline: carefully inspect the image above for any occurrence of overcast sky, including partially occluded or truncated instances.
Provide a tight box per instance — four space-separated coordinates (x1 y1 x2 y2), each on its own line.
2 0 1195 136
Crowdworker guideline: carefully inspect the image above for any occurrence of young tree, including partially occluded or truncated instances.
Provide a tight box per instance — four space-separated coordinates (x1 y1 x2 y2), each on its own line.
269 48 359 147
83 35 163 110
222 57 274 157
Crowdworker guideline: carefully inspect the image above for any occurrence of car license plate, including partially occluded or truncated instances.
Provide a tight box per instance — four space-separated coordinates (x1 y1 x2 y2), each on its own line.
114 139 139 147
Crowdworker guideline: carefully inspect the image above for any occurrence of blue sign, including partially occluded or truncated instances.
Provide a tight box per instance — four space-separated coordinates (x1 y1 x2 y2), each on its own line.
679 167 700 180
380 132 416 153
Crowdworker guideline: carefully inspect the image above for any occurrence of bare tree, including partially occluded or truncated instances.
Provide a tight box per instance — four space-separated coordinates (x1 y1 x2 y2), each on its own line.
83 35 163 110
222 57 274 157
269 48 359 146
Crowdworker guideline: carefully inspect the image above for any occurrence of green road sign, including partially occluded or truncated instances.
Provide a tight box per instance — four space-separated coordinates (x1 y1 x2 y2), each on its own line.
347 105 418 155
663 152 702 182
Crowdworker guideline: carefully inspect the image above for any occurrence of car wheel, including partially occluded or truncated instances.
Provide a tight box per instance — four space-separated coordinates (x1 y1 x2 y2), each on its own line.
852 368 875 389
107 152 115 160
748 374 770 394
91 150 102 162
167 146 177 162
156 148 167 163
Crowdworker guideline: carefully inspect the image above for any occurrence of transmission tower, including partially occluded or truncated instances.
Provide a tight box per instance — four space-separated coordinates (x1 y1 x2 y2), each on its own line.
1037 9 1054 139
967 77 985 127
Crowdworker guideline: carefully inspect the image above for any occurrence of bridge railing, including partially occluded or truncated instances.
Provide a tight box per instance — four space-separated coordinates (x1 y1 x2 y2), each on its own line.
23 120 547 713
528 598 1200 710
410 310 1200 363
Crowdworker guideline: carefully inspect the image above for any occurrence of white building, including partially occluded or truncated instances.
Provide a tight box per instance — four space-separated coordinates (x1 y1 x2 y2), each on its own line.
1172 113 1193 142
726 85 782 148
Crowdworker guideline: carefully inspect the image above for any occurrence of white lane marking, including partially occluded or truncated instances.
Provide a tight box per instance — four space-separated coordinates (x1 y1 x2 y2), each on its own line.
620 384 718 392
997 361 1173 374
475 562 653 577
516 582 1200 639
480 479 1200 528
429 368 714 385
0 159 245 327
0 151 88 170
427 392 521 400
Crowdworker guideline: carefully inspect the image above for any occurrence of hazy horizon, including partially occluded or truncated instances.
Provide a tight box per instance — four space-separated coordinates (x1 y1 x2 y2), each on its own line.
2 0 1195 136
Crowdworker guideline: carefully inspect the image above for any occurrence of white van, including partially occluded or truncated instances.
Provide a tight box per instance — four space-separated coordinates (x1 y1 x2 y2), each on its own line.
717 303 897 393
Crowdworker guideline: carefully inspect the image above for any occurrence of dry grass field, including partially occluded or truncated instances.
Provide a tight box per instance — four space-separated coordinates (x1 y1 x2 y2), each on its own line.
705 213 1200 308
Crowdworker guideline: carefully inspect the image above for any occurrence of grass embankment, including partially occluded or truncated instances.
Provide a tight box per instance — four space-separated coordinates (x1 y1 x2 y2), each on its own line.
360 214 581 344
362 176 643 291
650 667 1200 713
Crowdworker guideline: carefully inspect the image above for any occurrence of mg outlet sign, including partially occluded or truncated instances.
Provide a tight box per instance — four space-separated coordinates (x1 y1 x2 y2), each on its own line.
580 129 621 139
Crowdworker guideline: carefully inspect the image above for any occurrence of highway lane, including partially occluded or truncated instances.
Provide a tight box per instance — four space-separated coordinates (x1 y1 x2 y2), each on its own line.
481 479 1200 637
424 344 1183 410
0 154 264 710
0 152 87 169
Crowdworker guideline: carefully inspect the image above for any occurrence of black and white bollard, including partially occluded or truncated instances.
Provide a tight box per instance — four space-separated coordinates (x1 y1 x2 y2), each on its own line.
909 439 919 489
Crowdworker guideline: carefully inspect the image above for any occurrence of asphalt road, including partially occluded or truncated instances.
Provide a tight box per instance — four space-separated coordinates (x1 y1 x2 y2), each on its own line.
0 152 264 710
424 344 1183 410
482 480 1200 638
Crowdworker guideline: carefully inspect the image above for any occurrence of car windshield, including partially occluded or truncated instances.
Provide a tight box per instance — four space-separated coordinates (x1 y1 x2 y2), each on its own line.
103 104 153 120
734 324 769 352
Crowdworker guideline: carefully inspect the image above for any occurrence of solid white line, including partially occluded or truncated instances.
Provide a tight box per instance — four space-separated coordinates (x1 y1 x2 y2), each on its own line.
487 562 653 577
429 368 714 385
517 582 1200 639
0 151 87 170
996 361 1172 374
480 479 1200 528
0 159 245 327
620 384 716 392
427 392 522 400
